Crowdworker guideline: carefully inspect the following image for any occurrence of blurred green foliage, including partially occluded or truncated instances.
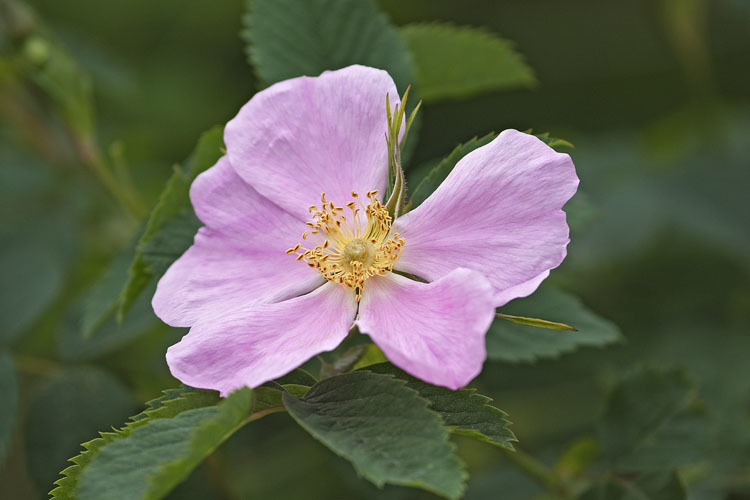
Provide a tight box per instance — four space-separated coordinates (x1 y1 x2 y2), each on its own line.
1 0 749 498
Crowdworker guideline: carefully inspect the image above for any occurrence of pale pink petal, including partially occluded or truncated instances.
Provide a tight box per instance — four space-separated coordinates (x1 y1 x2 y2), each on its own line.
356 269 495 390
167 282 357 395
152 157 322 327
224 65 399 220
493 269 549 306
394 130 579 307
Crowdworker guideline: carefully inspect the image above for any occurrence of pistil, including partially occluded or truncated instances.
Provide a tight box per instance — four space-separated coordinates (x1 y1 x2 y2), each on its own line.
287 190 405 300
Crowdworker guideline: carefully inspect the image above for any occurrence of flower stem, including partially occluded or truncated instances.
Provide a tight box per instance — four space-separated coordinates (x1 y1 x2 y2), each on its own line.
73 135 148 220
502 447 571 498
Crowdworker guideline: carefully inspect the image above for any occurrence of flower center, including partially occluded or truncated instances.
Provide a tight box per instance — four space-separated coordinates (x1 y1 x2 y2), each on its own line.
287 190 405 301
342 238 374 268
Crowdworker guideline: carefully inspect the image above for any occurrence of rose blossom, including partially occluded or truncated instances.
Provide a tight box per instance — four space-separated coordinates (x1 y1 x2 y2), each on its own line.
152 65 578 395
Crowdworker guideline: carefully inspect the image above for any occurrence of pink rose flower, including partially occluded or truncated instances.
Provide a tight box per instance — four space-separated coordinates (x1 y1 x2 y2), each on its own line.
153 65 578 395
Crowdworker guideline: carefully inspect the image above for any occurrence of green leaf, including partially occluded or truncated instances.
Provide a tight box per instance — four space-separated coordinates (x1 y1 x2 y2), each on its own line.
118 126 224 320
407 132 496 211
486 286 622 363
0 212 75 344
580 472 686 500
599 368 712 472
51 386 257 500
62 239 161 361
0 351 19 463
350 344 389 371
0 144 79 344
318 343 388 379
243 0 415 92
274 368 318 387
362 363 516 450
132 386 210 420
81 245 136 338
26 367 135 494
399 23 535 102
58 281 160 362
253 380 313 416
532 131 575 150
283 371 466 499
406 129 574 214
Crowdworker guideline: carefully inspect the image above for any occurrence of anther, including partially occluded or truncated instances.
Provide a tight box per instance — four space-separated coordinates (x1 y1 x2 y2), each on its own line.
289 190 405 300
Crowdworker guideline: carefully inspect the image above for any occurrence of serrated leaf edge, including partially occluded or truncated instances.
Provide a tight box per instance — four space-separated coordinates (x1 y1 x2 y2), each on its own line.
49 388 219 499
361 364 517 450
400 21 537 101
283 372 468 500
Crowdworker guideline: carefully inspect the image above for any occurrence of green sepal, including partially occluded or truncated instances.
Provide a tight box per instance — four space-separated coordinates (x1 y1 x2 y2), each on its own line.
496 313 577 331
487 286 622 363
384 86 421 219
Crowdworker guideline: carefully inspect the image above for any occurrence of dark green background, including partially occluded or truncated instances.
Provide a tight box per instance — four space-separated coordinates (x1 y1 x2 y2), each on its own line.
1 0 749 498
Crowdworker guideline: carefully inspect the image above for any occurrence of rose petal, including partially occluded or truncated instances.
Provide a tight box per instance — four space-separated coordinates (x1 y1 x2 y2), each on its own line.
152 157 322 327
225 65 399 220
167 282 357 395
356 268 495 390
394 129 579 307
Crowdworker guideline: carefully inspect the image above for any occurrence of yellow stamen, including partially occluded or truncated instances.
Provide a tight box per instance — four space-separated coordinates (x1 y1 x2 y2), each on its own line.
287 190 405 301
285 243 301 254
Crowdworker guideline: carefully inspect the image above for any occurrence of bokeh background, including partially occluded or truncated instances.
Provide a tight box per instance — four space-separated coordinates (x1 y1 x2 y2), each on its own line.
1 0 749 498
